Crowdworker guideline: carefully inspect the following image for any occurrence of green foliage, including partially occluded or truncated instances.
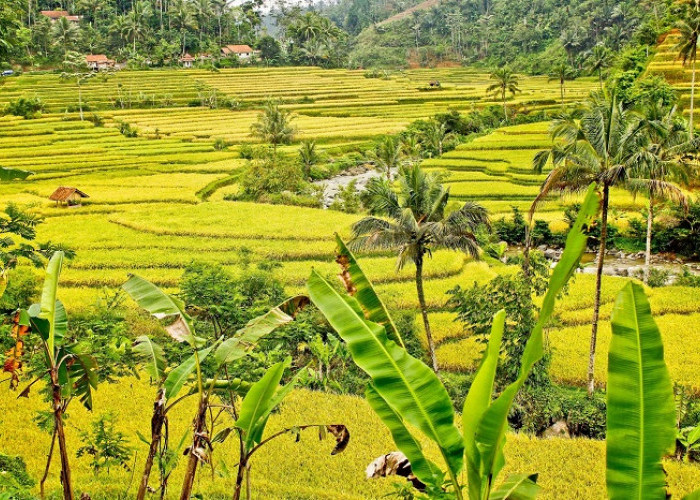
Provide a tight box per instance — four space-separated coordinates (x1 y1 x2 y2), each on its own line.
3 97 44 119
328 180 362 213
0 452 35 500
239 154 307 199
606 282 676 499
250 101 296 148
448 270 550 387
76 413 133 474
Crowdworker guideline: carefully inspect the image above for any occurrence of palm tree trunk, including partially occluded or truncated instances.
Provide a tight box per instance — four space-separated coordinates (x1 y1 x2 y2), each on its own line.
502 89 508 122
415 255 439 373
522 223 531 277
137 389 166 500
598 70 603 90
587 183 609 396
644 199 653 285
560 80 564 107
690 58 696 140
51 368 74 500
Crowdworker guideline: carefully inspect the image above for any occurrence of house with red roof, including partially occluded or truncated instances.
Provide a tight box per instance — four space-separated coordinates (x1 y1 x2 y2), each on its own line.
40 11 81 23
221 44 255 61
85 54 115 70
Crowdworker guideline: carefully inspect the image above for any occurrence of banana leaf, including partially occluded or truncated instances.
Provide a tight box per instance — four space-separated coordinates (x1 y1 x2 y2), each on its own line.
308 269 464 479
335 235 403 347
365 384 444 488
37 251 64 361
163 345 214 400
133 335 166 381
122 274 194 344
489 474 540 500
473 183 599 486
463 309 505 500
606 282 675 500
235 360 289 451
685 490 700 500
214 295 308 367
0 167 33 181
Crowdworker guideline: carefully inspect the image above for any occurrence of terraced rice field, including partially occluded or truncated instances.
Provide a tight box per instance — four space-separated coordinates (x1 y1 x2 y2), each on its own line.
647 29 699 122
2 65 700 497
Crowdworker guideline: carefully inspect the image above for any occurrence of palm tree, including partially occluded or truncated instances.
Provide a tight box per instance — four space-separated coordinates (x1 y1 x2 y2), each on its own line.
421 120 454 157
486 67 521 122
532 90 642 396
60 51 95 121
549 62 576 107
350 165 489 373
629 102 696 284
51 16 80 57
250 101 296 154
369 136 403 180
298 140 318 179
193 0 211 45
123 9 146 54
674 9 700 139
170 0 197 56
585 45 613 89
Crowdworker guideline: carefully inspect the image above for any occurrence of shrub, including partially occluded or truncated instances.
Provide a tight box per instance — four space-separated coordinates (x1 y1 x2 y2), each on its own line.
76 413 132 474
0 453 35 499
328 180 362 213
239 155 306 199
118 121 138 138
676 270 700 287
4 97 44 119
493 206 527 245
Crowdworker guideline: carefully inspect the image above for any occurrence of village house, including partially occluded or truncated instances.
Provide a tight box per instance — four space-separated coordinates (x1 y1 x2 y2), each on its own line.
221 44 255 61
179 53 195 68
49 187 89 207
85 54 115 70
40 10 81 23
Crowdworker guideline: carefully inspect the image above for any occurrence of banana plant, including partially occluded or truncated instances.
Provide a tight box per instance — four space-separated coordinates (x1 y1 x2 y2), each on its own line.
308 183 600 499
123 275 308 500
607 282 700 500
7 252 98 500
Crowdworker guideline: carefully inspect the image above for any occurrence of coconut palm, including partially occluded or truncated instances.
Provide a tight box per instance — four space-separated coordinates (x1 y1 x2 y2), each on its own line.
532 90 642 396
629 102 696 284
51 16 80 57
421 120 455 157
350 165 489 373
369 136 403 180
674 9 700 139
298 140 319 179
549 62 577 107
486 67 521 121
123 9 146 54
250 101 296 154
585 45 613 89
170 0 197 56
193 0 211 44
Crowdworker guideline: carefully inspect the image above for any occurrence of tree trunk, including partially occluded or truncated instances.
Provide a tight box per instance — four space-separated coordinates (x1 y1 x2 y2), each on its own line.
587 184 609 396
179 397 208 500
40 426 57 499
522 224 531 277
78 84 83 121
51 369 74 500
137 389 166 500
232 458 248 500
690 58 696 140
644 199 653 285
502 90 508 122
416 255 439 373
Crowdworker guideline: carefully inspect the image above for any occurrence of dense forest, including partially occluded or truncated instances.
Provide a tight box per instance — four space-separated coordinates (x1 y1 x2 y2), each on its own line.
0 0 679 71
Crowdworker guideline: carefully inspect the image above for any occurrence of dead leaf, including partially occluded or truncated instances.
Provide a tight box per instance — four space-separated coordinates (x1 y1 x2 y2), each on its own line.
326 425 350 455
164 316 191 343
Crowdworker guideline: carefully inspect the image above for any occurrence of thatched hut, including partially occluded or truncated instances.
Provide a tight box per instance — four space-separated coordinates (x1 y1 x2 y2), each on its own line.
49 187 89 207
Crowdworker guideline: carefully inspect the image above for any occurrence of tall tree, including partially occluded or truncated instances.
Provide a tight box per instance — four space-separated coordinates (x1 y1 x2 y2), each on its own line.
486 67 521 122
50 16 80 57
250 101 296 154
532 90 641 396
586 45 613 89
549 62 576 107
369 135 403 180
674 7 700 139
350 165 489 373
170 0 197 55
629 102 696 284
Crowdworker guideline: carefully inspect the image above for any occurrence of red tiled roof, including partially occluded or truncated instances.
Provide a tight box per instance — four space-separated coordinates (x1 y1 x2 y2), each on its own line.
85 54 114 63
180 53 195 62
40 10 69 18
222 44 253 54
49 187 90 201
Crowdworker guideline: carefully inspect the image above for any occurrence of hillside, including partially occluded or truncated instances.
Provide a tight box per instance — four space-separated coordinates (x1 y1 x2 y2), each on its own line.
348 0 670 70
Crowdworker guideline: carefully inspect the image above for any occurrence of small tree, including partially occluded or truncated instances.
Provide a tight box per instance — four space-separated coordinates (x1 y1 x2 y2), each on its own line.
486 67 521 122
60 51 96 121
77 413 132 474
298 140 319 179
369 136 403 180
549 62 577 107
250 101 296 154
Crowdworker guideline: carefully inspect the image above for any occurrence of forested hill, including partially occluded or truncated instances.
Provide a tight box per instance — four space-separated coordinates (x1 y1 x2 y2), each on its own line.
338 0 677 71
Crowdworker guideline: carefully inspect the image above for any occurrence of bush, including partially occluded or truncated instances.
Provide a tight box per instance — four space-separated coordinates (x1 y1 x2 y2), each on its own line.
676 270 700 287
493 207 527 245
4 97 44 119
76 413 132 474
328 180 362 213
510 386 607 438
239 154 306 199
118 121 138 138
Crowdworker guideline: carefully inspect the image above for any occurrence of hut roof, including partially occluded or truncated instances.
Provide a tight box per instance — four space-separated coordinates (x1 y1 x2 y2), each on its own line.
180 53 196 62
86 54 114 63
40 10 80 21
49 187 90 201
221 44 253 55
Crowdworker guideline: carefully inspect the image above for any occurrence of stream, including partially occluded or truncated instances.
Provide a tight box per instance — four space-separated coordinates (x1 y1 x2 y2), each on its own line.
314 166 396 208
